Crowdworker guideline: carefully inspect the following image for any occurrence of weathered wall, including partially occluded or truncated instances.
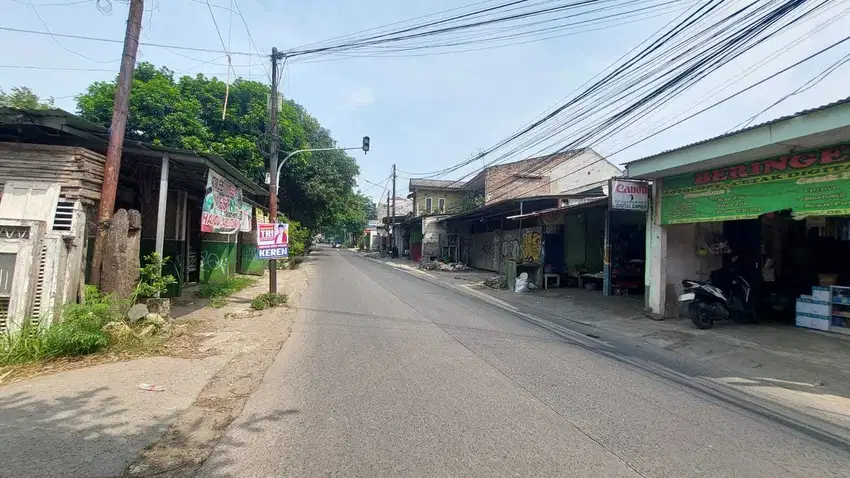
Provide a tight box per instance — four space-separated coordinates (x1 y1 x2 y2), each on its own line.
421 216 447 260
469 231 500 271
551 149 622 194
200 233 238 284
484 160 552 205
0 143 105 205
413 187 465 215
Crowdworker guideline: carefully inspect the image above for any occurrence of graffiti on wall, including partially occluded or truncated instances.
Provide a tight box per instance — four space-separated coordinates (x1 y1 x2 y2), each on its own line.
493 234 501 271
520 227 542 264
501 230 519 261
200 250 230 276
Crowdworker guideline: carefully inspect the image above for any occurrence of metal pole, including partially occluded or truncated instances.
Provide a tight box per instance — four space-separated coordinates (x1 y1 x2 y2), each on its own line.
154 152 169 297
385 191 390 250
89 0 144 285
268 47 284 294
391 163 396 254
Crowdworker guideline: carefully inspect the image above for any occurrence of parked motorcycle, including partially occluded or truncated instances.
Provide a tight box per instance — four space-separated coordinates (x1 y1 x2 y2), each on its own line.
679 260 759 329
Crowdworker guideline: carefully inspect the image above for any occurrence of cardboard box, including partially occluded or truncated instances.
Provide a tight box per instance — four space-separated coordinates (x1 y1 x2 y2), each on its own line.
819 274 839 286
796 298 830 317
812 286 830 301
796 313 830 331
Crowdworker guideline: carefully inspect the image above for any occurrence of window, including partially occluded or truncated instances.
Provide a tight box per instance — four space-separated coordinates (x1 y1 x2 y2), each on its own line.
425 197 432 213
438 198 445 213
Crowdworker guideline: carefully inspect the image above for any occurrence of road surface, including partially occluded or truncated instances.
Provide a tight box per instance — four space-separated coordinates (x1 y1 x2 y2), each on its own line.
199 248 850 477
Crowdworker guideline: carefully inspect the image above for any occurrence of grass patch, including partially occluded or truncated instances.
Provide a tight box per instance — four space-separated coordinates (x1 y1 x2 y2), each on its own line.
198 276 256 299
250 292 288 311
288 256 305 270
210 296 227 309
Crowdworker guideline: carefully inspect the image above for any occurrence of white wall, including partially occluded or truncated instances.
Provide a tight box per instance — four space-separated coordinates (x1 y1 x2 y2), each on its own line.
551 149 622 194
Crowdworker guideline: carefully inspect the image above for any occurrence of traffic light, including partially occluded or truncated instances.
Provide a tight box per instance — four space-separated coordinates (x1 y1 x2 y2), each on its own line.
362 136 370 154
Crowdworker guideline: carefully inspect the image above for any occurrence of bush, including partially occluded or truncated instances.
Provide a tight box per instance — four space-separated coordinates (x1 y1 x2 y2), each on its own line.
250 292 288 310
198 276 256 299
210 296 227 308
288 256 304 270
0 288 121 365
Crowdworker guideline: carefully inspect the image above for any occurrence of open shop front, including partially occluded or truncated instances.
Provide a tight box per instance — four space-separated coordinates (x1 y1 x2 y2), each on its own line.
655 142 850 335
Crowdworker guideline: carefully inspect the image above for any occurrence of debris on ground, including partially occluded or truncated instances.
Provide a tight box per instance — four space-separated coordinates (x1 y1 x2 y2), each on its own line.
138 383 166 392
418 260 470 272
483 276 508 290
127 303 149 323
102 321 135 342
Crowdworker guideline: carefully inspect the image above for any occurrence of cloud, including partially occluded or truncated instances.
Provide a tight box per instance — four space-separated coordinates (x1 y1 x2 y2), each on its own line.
346 87 375 110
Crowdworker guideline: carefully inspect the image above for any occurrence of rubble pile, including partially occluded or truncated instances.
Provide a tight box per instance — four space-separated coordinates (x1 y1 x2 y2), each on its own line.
483 276 507 289
418 260 470 272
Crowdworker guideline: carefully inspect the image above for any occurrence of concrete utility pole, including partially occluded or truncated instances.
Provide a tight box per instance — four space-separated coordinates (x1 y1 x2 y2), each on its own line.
385 190 390 249
268 47 286 294
89 0 144 285
391 163 397 254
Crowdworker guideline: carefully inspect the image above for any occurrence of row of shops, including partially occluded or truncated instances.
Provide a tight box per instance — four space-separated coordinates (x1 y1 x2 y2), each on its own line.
392 97 850 337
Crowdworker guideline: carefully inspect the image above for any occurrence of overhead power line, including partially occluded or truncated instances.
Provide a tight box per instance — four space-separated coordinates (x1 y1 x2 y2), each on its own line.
0 25 256 56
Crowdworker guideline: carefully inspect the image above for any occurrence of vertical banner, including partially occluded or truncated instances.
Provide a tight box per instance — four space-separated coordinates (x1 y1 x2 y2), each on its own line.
201 170 242 234
239 202 253 232
255 207 270 224
257 222 289 259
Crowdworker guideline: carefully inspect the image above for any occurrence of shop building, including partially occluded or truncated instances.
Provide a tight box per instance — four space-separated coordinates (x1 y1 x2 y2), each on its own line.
627 98 850 335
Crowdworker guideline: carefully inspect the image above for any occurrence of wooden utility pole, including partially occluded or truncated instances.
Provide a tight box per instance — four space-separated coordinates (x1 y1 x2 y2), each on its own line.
268 47 286 293
89 0 144 285
391 164 396 253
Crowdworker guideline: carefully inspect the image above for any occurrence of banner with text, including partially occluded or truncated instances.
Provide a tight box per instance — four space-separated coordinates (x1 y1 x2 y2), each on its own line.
256 222 289 259
239 202 253 232
661 143 850 225
201 170 243 234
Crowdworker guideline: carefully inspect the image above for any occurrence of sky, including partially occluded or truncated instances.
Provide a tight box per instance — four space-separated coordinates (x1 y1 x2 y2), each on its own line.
2 0 850 204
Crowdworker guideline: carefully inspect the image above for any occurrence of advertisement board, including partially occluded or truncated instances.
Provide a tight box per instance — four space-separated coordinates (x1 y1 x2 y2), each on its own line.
256 222 289 259
239 202 253 232
661 143 850 224
201 170 242 234
609 179 649 212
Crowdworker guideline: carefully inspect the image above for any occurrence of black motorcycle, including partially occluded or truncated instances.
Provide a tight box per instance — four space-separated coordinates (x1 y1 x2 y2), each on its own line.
679 261 759 329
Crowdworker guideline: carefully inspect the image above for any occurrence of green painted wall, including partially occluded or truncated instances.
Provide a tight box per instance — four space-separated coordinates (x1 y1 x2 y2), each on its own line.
138 239 187 298
238 243 267 276
564 214 586 272
411 229 424 244
200 238 237 284
564 207 606 273
414 188 464 215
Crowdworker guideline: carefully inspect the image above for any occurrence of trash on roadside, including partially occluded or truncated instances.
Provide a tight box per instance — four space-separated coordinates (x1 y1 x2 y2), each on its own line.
138 383 166 392
418 259 469 272
515 272 529 292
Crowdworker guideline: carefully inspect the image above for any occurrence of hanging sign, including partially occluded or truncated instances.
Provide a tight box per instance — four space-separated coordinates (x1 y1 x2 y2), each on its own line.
661 143 850 224
255 207 270 224
610 179 649 212
256 222 289 259
201 170 242 234
239 202 253 232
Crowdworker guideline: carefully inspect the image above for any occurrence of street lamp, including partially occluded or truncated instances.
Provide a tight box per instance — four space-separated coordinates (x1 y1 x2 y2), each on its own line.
268 136 371 190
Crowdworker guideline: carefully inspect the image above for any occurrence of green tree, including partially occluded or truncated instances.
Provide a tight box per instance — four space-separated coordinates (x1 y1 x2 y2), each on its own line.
75 62 362 237
0 86 54 110
366 201 378 220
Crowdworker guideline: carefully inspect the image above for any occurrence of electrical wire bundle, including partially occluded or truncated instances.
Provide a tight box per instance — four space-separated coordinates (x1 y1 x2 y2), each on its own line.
388 0 845 215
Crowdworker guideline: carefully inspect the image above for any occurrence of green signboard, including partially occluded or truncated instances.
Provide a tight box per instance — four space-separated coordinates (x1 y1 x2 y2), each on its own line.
661 143 850 225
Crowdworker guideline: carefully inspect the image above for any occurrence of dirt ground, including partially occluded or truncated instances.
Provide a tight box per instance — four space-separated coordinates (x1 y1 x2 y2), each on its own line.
124 263 312 476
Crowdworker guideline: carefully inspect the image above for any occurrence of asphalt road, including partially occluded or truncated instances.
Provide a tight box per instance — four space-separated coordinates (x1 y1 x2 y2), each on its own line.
199 248 850 477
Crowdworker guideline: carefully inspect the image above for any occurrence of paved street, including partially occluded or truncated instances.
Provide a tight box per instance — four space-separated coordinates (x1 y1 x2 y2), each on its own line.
199 248 850 477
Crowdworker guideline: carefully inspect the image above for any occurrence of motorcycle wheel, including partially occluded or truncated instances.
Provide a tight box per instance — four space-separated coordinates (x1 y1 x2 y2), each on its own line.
689 301 714 329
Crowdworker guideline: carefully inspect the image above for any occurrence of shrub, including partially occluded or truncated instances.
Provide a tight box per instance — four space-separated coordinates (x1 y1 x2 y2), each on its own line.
134 253 177 300
198 276 256 299
210 296 227 308
250 292 288 310
288 256 304 270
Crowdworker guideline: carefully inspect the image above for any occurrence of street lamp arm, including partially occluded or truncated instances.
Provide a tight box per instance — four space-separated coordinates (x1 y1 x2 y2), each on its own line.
276 146 364 190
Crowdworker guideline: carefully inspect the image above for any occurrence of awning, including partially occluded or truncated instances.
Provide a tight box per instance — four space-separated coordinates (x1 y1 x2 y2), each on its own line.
506 196 608 220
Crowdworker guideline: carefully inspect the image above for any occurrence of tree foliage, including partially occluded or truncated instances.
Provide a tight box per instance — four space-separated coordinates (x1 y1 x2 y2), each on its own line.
0 86 54 110
75 62 364 233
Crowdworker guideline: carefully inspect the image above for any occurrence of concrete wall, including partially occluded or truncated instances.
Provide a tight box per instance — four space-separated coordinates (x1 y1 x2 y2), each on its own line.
413 187 464 215
421 216 447 260
0 220 46 333
551 149 622 194
469 231 500 271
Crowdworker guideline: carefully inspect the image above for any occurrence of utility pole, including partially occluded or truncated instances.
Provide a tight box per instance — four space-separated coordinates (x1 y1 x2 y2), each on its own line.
89 0 145 285
391 164 397 255
268 47 285 293
385 190 390 250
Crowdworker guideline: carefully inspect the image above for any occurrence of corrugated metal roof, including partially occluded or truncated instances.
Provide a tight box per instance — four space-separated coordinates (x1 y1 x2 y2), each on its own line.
0 107 269 195
625 96 850 166
506 196 608 220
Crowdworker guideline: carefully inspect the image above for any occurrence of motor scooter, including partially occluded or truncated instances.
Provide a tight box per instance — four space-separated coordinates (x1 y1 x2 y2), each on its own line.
679 259 759 329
